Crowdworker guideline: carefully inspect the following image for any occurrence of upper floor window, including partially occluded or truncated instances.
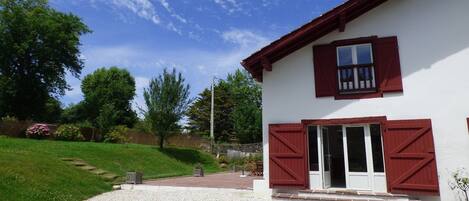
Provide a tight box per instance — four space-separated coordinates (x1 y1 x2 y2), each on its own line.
336 44 376 94
313 36 403 99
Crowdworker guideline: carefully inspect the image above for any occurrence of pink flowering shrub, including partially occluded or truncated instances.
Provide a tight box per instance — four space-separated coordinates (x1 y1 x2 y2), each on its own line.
26 124 51 139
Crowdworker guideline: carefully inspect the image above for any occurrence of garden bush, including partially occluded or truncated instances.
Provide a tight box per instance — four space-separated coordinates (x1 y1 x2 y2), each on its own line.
104 125 129 144
54 124 84 141
26 124 50 139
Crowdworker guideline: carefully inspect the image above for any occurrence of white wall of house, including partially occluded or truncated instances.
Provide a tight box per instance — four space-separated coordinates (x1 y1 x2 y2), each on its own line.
261 1 469 200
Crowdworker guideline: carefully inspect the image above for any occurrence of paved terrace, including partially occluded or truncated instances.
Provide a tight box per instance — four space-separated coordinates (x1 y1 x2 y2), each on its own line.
144 172 262 189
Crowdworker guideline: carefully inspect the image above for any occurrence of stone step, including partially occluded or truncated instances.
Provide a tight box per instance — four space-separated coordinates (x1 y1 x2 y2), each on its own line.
90 169 107 175
79 165 97 171
69 161 87 166
62 158 122 183
272 189 418 201
60 158 76 161
102 173 119 181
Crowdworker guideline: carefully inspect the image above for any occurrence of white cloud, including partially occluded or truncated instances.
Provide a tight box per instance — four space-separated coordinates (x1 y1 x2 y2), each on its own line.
110 0 161 25
213 0 242 14
222 29 269 48
158 0 188 24
166 22 182 35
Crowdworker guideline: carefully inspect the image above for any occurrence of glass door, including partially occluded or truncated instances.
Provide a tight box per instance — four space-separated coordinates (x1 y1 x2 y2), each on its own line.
343 125 372 190
320 126 345 188
321 127 331 188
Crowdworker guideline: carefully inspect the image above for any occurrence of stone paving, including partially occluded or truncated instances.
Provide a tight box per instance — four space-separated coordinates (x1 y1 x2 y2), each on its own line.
144 172 261 189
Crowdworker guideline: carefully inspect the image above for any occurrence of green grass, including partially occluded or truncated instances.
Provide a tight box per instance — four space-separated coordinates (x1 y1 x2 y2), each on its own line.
0 136 221 201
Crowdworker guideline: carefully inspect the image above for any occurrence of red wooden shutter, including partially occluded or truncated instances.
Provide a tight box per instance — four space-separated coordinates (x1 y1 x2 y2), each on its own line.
269 123 309 188
383 119 439 195
373 36 403 92
313 44 337 97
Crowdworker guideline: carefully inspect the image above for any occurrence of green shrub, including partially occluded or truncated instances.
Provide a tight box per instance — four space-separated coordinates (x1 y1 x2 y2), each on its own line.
104 125 129 144
218 155 228 164
1 115 18 123
54 124 84 141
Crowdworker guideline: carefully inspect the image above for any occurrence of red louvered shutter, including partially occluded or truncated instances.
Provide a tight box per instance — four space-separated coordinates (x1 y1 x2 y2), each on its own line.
269 123 309 188
383 119 439 195
373 36 403 92
313 44 337 97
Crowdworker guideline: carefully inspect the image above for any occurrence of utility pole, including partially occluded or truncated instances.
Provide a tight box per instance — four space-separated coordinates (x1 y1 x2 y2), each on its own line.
210 77 215 153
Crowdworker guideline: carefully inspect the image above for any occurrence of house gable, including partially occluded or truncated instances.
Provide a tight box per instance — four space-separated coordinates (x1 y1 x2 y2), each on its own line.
241 0 388 82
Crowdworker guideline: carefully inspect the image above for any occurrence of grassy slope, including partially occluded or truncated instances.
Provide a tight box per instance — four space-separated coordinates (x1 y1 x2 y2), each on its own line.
0 136 220 201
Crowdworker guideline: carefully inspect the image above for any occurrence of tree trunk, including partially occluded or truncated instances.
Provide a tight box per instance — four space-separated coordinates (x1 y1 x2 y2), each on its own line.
159 135 164 149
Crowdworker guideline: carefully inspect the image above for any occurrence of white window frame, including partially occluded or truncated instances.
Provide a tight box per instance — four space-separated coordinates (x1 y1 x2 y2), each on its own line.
336 44 376 92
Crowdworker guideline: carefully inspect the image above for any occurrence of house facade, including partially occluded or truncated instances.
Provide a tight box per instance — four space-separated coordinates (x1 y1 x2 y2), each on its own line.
241 0 469 201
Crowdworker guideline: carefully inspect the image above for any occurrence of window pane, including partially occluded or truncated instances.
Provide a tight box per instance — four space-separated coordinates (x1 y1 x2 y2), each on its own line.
338 46 353 66
370 124 385 172
356 44 372 64
308 126 319 171
322 127 330 171
346 127 367 172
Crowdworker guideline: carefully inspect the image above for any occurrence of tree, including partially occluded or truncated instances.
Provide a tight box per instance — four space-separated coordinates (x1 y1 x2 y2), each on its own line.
143 68 191 149
186 81 235 142
227 69 262 143
81 67 137 128
60 102 87 124
0 0 91 120
40 97 63 123
186 69 262 143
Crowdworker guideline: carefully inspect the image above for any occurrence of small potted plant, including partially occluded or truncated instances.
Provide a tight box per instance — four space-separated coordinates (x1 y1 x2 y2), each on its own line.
193 163 204 177
126 171 143 184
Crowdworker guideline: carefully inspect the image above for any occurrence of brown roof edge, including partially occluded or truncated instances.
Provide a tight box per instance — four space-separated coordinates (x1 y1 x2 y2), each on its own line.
241 0 388 82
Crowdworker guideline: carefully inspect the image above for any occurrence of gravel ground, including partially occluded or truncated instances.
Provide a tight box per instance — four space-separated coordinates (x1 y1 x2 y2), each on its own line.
87 186 272 201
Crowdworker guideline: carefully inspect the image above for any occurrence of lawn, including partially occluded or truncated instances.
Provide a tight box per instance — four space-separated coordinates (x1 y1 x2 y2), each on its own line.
0 136 221 201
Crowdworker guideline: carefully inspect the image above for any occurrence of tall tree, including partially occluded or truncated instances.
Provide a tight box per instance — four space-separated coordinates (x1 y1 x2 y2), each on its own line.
186 81 235 142
227 69 262 143
0 0 90 120
143 68 190 149
186 69 262 143
81 67 137 128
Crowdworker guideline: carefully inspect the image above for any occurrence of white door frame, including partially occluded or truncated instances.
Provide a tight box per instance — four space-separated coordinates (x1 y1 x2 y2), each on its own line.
320 126 331 189
316 124 381 190
342 124 374 190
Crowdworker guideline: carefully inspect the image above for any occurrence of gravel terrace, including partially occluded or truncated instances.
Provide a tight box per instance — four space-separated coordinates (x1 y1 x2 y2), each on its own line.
87 186 272 201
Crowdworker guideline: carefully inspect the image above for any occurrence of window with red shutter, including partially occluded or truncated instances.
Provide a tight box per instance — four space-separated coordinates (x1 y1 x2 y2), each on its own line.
313 44 336 97
312 36 403 99
373 36 403 93
382 119 439 195
269 123 309 189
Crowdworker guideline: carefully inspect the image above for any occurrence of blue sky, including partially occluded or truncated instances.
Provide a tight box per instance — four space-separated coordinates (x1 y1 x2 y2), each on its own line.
50 0 343 110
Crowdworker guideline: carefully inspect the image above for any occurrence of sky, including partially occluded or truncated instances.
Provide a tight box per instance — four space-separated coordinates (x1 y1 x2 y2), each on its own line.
50 0 344 111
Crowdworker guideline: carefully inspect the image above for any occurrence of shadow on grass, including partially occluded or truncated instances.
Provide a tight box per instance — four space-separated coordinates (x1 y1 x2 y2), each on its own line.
158 147 208 165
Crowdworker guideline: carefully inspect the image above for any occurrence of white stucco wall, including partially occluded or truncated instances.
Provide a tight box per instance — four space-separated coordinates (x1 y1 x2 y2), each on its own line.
261 1 469 200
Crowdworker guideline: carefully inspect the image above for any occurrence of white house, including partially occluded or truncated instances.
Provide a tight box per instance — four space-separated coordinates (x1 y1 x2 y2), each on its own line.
241 0 469 200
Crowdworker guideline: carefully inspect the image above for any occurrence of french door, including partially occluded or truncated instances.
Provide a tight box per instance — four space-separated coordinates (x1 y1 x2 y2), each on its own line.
318 124 386 191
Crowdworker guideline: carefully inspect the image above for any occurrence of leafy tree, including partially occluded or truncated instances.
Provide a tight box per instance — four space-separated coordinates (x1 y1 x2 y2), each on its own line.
40 97 63 123
186 81 235 142
60 102 87 124
186 69 261 143
143 68 191 149
81 67 137 128
0 0 90 120
95 103 118 135
227 69 262 143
